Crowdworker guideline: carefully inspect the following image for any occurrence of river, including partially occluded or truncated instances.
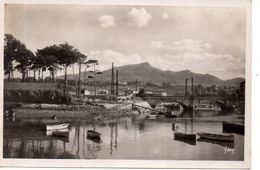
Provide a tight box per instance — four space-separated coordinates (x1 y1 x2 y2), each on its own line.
3 112 244 160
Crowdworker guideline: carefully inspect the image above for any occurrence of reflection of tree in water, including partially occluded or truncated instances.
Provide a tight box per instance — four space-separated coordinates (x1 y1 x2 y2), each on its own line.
3 138 11 158
17 140 26 158
84 124 101 159
71 125 81 159
109 122 118 155
138 120 145 131
86 143 101 159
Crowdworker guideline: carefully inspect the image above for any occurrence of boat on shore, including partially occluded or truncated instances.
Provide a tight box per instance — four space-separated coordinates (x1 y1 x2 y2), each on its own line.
87 130 101 139
197 132 234 142
46 123 70 131
223 121 244 135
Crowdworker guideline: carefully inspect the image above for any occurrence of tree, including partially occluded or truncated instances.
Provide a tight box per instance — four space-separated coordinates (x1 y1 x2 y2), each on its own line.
14 45 35 82
36 45 61 81
73 49 87 97
86 59 99 100
4 34 33 81
57 43 84 94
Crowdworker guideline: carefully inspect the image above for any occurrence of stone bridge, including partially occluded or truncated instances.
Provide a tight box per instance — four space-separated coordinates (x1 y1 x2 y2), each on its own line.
144 95 243 111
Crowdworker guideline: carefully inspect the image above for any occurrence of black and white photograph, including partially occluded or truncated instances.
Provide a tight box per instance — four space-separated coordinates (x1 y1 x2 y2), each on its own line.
0 0 251 168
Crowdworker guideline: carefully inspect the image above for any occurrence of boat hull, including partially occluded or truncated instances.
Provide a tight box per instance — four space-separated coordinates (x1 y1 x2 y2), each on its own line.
197 132 234 142
52 131 69 138
87 130 101 139
174 132 196 145
46 123 70 131
146 115 157 119
223 122 244 135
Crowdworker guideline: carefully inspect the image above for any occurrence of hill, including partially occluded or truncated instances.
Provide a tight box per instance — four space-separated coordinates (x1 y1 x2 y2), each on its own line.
61 62 244 86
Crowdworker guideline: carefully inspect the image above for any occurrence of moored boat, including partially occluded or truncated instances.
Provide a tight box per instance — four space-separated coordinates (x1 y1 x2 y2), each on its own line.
197 138 234 148
46 128 69 136
46 123 70 131
52 131 69 138
87 136 102 143
174 132 196 145
223 121 244 135
87 130 101 139
197 132 234 142
146 113 157 119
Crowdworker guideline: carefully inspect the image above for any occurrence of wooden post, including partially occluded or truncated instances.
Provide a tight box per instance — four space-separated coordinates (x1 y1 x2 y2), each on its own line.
185 78 188 96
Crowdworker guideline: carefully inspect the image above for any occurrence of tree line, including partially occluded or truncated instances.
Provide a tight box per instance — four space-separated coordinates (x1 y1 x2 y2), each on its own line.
4 34 98 95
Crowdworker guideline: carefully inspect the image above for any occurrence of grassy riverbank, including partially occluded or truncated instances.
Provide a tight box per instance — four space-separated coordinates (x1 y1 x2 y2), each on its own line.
14 107 133 123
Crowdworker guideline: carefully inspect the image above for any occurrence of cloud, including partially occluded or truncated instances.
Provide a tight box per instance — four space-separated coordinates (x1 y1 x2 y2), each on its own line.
150 39 212 53
147 39 243 79
127 8 152 27
162 12 169 19
90 49 142 70
99 15 116 28
150 41 163 48
170 39 212 53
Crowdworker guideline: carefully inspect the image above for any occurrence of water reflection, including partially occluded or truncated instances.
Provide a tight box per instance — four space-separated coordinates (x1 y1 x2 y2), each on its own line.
3 113 244 160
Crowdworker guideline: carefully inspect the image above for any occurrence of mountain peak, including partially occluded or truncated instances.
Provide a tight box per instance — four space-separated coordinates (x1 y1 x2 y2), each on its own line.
139 62 151 66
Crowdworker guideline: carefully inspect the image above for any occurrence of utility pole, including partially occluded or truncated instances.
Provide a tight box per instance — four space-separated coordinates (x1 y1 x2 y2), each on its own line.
191 77 194 98
111 63 114 95
185 78 188 96
93 63 96 101
116 70 119 96
77 59 82 97
135 79 138 91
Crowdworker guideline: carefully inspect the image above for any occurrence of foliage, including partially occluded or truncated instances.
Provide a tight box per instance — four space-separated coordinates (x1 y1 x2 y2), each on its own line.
4 89 71 104
4 34 35 81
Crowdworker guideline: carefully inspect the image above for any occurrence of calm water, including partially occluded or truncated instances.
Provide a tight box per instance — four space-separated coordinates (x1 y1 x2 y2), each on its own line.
3 113 244 160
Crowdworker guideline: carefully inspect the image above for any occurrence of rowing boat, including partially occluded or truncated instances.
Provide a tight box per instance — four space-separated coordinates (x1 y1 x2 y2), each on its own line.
197 132 234 142
87 130 101 139
46 123 70 131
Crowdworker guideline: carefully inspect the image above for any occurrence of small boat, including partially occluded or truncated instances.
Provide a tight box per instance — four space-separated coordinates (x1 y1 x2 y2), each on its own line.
87 130 101 139
52 131 69 138
197 138 234 148
174 132 196 145
197 132 234 142
46 123 70 131
223 121 244 135
146 113 157 119
46 128 69 136
87 136 102 144
174 132 196 140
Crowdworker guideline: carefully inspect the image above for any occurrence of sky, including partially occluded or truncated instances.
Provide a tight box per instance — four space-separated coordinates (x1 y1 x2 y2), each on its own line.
4 4 247 80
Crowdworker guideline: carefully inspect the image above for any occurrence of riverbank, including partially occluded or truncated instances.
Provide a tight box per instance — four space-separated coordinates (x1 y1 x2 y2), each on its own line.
14 107 133 123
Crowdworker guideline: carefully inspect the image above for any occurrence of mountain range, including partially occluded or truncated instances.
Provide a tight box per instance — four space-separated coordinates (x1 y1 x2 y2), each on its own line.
61 62 244 86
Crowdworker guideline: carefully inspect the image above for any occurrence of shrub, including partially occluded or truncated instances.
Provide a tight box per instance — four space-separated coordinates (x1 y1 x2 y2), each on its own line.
4 89 71 104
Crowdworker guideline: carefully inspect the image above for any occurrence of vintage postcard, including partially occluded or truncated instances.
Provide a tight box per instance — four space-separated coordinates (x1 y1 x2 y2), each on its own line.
0 0 251 168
